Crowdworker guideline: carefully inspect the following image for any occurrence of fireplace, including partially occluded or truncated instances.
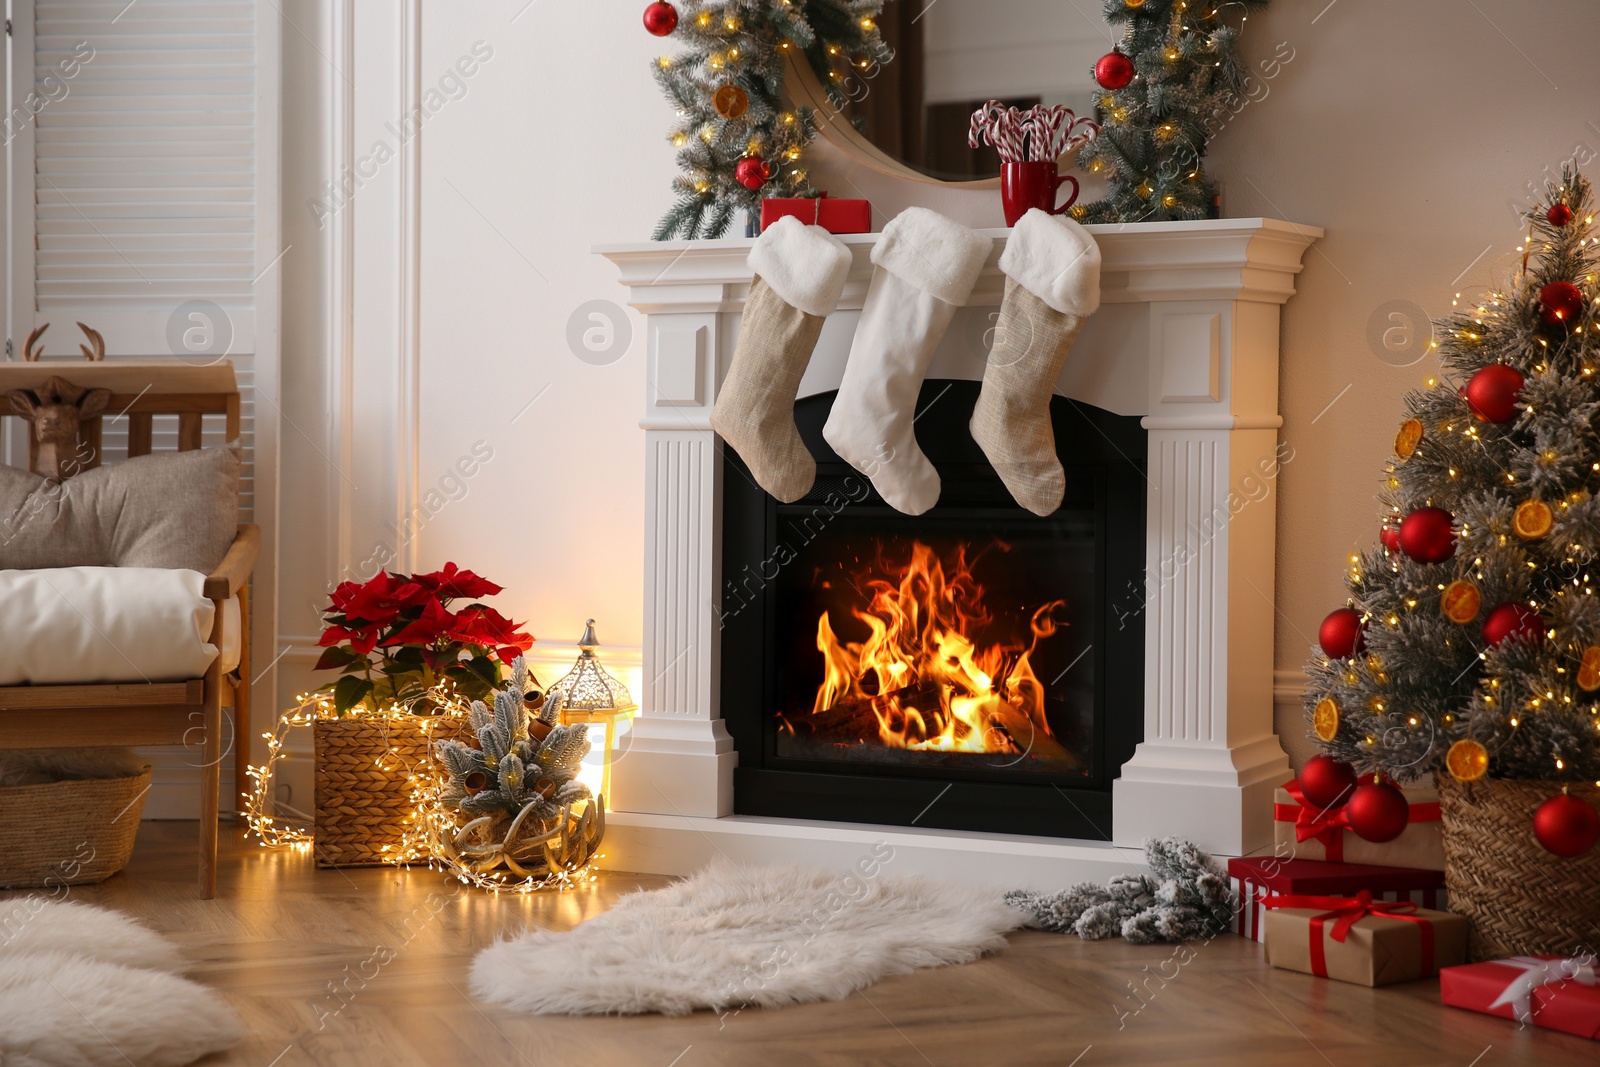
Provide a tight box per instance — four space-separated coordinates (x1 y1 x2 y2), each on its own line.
720 382 1144 838
596 216 1318 886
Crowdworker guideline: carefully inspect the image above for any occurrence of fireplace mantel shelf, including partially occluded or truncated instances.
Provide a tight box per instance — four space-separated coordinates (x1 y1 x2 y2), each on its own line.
596 217 1321 887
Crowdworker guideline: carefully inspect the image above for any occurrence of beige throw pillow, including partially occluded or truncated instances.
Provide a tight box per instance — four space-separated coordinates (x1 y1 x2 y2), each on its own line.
0 446 240 572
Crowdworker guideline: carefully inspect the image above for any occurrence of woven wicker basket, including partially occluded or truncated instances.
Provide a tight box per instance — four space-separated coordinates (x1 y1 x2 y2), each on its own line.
313 714 433 868
0 768 151 888
1438 776 1600 960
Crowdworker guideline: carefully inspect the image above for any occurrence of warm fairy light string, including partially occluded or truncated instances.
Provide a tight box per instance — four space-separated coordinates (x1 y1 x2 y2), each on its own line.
242 682 601 893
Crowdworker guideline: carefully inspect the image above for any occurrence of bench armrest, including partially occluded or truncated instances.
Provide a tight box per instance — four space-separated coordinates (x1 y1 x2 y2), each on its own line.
203 524 260 600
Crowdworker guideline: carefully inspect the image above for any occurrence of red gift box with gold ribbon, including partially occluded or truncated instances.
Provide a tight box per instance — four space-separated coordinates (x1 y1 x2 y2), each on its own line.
759 193 872 235
1440 955 1600 1040
1262 890 1468 987
1273 777 1445 869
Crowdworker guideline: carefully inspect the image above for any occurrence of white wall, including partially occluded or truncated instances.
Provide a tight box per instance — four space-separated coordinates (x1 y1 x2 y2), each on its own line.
273 0 1600 812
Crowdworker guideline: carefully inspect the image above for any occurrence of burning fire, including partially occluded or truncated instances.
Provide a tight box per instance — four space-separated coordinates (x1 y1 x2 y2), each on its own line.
801 541 1065 755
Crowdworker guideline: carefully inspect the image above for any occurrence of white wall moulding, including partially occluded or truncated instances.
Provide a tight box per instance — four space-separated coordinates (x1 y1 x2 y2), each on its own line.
597 217 1321 881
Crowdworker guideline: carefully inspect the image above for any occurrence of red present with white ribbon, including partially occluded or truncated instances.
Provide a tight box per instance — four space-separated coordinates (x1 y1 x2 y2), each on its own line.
759 194 871 235
1228 857 1446 942
1441 955 1600 1040
1273 777 1444 869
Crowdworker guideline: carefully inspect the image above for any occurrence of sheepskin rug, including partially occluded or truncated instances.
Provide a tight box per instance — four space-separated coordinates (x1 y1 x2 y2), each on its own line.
472 859 1027 1015
0 898 242 1067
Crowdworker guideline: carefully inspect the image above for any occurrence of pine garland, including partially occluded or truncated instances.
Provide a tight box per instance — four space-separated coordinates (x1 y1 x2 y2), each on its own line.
650 0 890 240
1074 0 1269 224
1305 165 1600 784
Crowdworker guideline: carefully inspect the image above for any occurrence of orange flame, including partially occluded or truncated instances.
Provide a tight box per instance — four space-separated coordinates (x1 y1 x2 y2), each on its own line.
806 541 1065 754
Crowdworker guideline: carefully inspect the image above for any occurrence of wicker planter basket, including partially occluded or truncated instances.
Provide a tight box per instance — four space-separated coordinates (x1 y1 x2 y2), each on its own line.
0 768 151 888
313 714 433 868
1438 776 1600 960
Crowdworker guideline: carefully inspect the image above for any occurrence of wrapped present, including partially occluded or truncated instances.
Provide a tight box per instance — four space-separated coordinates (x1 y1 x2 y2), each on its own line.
1440 956 1600 1040
1274 777 1444 869
1263 891 1468 986
1228 857 1446 942
759 193 872 235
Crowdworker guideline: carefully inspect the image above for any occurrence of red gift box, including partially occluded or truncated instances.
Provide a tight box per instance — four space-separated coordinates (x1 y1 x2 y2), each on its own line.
1274 776 1444 869
759 193 871 235
1441 956 1600 1040
1228 856 1445 942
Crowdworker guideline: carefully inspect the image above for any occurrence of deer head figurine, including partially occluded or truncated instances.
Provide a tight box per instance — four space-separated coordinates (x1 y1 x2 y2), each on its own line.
7 376 112 479
21 322 107 362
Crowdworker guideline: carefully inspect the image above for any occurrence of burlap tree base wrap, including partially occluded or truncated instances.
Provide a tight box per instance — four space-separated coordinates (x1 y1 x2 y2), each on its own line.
313 715 432 868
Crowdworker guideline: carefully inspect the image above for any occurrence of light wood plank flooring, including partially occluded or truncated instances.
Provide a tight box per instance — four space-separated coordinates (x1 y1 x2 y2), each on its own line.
3 822 1593 1066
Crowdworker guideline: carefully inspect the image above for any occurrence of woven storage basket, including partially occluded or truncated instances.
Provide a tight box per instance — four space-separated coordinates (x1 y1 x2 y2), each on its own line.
1438 776 1600 960
0 768 151 888
313 714 433 868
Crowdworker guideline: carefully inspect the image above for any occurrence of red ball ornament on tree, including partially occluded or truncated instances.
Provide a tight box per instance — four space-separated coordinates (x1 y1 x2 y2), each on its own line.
1533 792 1600 857
1464 364 1525 424
642 0 678 36
1398 506 1456 563
1094 51 1135 90
1319 607 1366 660
1298 754 1358 810
1482 602 1545 647
1380 524 1400 554
1548 203 1574 228
1540 280 1585 326
734 156 770 191
1346 779 1410 842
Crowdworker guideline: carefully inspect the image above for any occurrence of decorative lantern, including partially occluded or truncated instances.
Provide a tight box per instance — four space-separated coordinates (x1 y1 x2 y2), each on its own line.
550 619 636 802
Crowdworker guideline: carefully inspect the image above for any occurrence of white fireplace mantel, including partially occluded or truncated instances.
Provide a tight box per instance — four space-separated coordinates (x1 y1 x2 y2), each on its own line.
595 217 1322 887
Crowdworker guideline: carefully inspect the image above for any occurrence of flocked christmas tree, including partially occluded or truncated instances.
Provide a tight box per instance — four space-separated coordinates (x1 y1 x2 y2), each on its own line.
645 0 890 239
1074 0 1269 223
1304 167 1600 826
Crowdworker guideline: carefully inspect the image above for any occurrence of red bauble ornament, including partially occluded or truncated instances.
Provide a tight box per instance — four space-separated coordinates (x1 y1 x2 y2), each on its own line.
1533 792 1600 857
1482 601 1545 647
1464 364 1525 424
1346 779 1410 843
734 156 770 191
1094 51 1135 90
642 0 678 36
1398 506 1456 563
1319 607 1366 660
1540 280 1585 326
1380 524 1400 554
1299 754 1359 810
1548 203 1574 228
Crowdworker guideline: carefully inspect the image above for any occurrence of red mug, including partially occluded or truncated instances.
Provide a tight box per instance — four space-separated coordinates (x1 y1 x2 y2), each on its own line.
1000 161 1079 227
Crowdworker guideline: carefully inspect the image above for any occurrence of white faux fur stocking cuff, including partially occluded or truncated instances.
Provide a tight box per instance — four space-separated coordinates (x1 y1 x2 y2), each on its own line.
748 215 852 318
871 207 993 306
998 209 1102 317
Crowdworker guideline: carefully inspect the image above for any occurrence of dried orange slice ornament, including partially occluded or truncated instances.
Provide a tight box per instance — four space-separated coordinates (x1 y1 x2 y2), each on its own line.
1394 418 1424 459
713 84 750 119
1313 697 1341 742
1578 646 1600 692
1513 499 1554 540
1441 579 1482 624
1445 738 1489 782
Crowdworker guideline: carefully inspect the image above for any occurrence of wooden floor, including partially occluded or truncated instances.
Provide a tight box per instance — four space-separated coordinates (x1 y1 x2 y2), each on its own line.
5 822 1593 1067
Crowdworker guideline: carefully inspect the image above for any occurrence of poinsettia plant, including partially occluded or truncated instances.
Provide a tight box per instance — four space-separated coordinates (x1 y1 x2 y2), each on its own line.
313 563 534 714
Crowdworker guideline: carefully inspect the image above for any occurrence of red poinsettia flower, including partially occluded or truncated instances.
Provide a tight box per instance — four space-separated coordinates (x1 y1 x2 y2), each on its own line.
387 596 455 646
318 622 382 655
338 571 428 625
451 606 535 663
327 580 363 614
416 561 503 601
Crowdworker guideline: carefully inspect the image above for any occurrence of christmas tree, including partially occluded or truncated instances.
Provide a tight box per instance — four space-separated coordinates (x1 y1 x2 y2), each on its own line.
647 0 890 240
1074 0 1269 224
1305 166 1600 794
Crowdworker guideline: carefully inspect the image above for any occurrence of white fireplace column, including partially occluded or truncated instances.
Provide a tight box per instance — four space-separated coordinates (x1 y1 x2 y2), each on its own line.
597 218 1320 879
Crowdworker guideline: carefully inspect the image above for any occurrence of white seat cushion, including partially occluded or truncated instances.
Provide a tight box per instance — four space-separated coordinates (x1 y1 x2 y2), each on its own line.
0 567 237 685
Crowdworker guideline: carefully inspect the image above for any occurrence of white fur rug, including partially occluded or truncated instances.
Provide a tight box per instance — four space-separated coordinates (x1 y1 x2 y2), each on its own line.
472 859 1026 1015
0 898 242 1067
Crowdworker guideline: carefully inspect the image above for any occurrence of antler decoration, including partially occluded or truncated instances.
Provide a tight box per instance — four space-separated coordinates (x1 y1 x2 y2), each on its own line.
20 322 107 362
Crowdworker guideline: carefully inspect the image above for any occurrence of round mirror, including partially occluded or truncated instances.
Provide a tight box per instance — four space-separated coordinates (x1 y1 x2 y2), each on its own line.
838 0 1109 182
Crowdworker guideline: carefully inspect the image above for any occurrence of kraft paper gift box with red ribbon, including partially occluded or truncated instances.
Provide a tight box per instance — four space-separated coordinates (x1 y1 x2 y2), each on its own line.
1262 891 1468 987
1274 777 1445 869
1228 857 1447 942
759 193 872 235
1440 956 1600 1040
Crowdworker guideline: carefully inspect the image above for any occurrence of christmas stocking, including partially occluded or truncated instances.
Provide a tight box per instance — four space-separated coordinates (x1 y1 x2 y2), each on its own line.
711 216 852 502
822 208 992 515
971 208 1102 516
